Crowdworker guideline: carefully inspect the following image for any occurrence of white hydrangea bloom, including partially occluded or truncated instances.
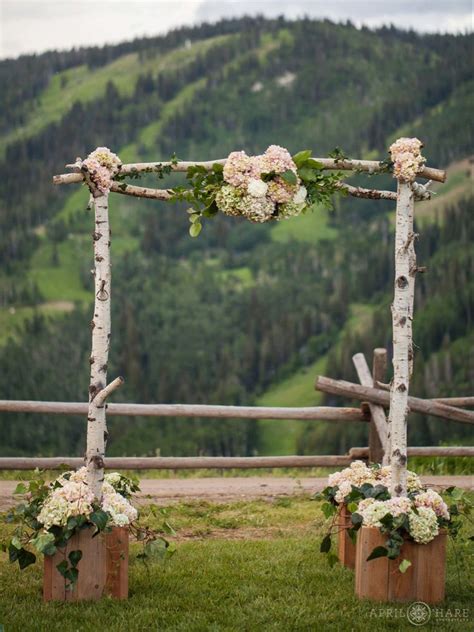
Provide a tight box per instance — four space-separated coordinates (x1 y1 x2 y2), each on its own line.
358 500 392 528
215 184 243 217
247 178 268 198
408 506 439 544
293 186 307 204
36 467 138 530
237 194 275 223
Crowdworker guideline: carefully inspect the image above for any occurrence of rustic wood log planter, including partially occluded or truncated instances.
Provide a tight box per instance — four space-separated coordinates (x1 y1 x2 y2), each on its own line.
355 526 446 603
43 527 129 601
337 504 356 569
105 526 129 599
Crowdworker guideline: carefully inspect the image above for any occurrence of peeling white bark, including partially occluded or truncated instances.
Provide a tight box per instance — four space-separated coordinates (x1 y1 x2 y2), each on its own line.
53 158 447 185
388 181 415 496
85 189 112 500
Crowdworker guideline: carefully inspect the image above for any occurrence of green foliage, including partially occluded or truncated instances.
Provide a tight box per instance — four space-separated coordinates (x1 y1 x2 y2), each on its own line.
4 469 174 582
0 16 472 460
2 496 472 630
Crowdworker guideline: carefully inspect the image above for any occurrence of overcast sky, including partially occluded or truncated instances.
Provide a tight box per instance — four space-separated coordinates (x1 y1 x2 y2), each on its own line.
1 0 472 60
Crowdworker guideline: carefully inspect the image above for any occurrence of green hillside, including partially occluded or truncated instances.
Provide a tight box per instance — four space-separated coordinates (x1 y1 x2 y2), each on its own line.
0 17 472 458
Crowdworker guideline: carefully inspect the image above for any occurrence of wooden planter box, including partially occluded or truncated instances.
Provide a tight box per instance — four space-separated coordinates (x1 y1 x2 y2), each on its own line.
337 504 356 569
43 526 129 601
355 526 446 603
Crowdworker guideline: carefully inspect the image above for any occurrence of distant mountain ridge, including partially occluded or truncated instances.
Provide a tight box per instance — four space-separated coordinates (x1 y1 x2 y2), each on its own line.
0 17 472 457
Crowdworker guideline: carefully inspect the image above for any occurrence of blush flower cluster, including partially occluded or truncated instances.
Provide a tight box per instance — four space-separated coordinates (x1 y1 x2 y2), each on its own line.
37 467 137 531
357 496 440 544
389 137 425 182
413 489 450 520
217 145 307 223
82 147 122 194
327 460 422 504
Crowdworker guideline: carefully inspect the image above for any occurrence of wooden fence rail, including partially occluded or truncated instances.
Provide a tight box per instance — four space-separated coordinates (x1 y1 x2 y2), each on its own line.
315 377 474 425
0 455 353 470
0 400 366 421
0 446 472 470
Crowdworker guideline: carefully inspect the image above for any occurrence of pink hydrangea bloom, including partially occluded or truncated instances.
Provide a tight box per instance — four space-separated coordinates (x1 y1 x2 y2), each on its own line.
389 137 425 182
82 157 113 194
267 178 295 203
260 144 296 174
414 489 450 520
223 151 262 188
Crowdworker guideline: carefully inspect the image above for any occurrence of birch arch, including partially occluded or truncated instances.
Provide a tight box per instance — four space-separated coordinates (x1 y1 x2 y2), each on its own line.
53 143 446 501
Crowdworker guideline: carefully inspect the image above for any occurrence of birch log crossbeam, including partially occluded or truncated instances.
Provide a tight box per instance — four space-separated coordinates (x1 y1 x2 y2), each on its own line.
54 177 400 203
315 376 474 425
53 158 446 183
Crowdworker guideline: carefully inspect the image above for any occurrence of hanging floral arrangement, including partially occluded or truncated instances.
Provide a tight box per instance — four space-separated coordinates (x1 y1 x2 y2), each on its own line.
170 145 344 236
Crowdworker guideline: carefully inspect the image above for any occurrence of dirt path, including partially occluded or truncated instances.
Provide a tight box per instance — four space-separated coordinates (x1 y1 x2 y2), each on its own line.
0 475 472 510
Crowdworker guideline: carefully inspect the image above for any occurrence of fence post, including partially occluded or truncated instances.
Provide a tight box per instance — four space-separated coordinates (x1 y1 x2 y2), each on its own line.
352 352 388 464
370 348 387 464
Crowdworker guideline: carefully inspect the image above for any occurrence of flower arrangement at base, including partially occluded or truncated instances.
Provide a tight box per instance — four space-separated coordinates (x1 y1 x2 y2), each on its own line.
171 146 344 236
315 462 470 571
4 468 175 587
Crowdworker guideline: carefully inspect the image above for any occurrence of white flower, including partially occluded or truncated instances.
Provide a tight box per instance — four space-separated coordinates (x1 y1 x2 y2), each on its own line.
247 178 268 198
358 500 392 528
215 184 242 217
408 506 439 544
292 186 307 205
36 467 138 530
237 194 275 223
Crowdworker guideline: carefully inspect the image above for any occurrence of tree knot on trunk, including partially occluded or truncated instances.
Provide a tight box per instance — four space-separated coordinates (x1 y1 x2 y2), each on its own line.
396 383 407 392
396 275 409 289
89 382 104 401
92 231 103 241
89 454 104 469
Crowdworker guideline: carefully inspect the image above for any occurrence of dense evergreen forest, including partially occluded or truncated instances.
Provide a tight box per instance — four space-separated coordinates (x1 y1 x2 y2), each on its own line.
0 17 472 457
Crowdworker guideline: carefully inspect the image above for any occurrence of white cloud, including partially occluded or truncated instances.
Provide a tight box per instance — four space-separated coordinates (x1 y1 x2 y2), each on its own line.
0 0 471 60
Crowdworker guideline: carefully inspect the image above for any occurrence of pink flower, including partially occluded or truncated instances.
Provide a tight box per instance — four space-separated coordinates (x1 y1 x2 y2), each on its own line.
389 137 425 182
260 145 296 174
223 151 261 188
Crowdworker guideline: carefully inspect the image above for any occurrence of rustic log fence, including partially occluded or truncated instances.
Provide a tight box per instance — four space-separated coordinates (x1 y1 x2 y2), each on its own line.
1 148 470 476
1 346 471 470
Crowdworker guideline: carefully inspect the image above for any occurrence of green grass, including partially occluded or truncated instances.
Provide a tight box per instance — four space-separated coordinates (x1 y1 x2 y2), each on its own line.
257 357 327 456
0 497 472 631
0 302 75 345
29 238 91 303
256 303 376 455
271 204 338 243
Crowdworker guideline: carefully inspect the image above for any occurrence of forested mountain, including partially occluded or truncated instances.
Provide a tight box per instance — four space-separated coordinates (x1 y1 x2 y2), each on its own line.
0 17 472 457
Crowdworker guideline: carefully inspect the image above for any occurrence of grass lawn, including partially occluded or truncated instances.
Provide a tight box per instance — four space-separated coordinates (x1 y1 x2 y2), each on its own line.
0 497 472 631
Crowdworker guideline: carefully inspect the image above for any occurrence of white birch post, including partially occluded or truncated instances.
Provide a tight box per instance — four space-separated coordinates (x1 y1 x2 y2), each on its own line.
388 180 415 496
83 167 122 500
